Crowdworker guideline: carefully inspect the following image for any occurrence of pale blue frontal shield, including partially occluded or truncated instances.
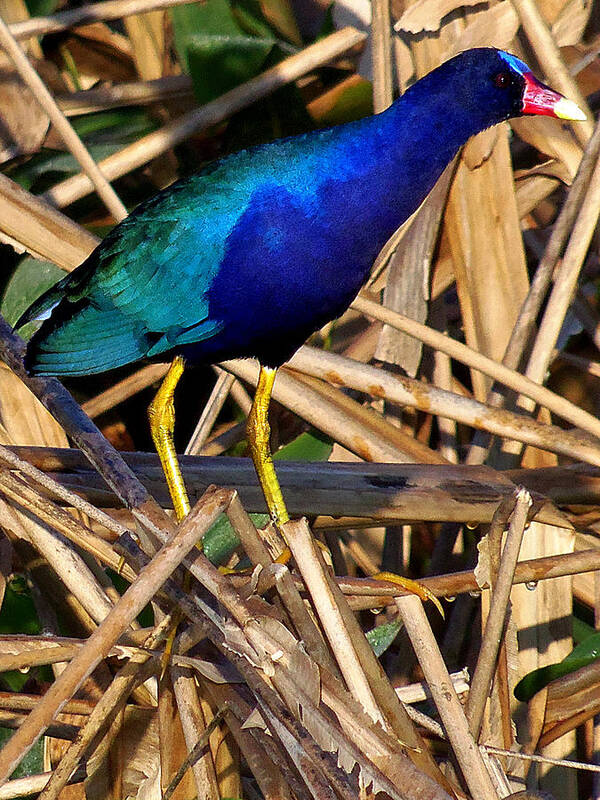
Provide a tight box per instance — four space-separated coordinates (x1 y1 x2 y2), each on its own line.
498 51 531 77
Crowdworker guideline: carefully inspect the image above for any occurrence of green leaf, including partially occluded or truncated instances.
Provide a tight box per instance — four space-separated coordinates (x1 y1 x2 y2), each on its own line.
366 619 403 657
24 0 59 17
186 35 275 105
10 109 157 191
70 108 157 142
202 511 259 566
231 0 277 39
170 0 243 72
0 576 43 693
10 145 120 192
0 729 44 779
2 257 64 334
316 3 335 38
202 431 333 566
514 630 600 701
573 615 594 644
0 576 40 636
273 429 333 462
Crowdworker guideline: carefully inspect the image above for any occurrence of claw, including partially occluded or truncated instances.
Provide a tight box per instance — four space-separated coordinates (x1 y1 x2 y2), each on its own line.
373 571 445 618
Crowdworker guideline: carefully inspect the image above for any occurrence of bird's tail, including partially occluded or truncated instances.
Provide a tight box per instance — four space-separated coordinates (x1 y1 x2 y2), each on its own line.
24 300 152 377
15 275 70 330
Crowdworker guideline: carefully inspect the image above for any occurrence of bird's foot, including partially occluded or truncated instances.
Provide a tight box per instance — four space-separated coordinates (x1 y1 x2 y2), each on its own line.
373 571 444 617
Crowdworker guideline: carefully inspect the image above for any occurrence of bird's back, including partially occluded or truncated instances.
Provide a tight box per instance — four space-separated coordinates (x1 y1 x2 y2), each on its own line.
24 117 416 374
23 48 527 375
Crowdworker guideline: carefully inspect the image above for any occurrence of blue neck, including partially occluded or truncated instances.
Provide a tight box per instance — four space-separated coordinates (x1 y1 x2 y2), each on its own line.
312 66 507 266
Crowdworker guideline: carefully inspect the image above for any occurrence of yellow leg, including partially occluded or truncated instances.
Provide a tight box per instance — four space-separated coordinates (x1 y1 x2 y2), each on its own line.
148 357 193 674
148 355 190 523
247 365 289 527
245 370 439 614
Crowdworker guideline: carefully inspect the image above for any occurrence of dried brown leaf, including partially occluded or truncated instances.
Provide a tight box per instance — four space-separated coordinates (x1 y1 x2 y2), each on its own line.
394 0 482 34
124 11 168 81
374 162 455 376
0 66 49 162
511 116 582 182
445 128 530 400
56 23 135 90
442 3 520 56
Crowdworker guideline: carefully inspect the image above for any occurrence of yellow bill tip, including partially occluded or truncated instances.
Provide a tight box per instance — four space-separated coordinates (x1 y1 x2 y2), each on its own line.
554 97 587 121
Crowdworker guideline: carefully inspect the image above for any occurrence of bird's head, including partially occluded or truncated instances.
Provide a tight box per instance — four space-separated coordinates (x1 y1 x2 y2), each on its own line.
425 48 586 131
493 50 585 121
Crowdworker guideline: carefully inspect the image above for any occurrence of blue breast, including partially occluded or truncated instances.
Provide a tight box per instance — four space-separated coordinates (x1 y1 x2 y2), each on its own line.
176 102 466 366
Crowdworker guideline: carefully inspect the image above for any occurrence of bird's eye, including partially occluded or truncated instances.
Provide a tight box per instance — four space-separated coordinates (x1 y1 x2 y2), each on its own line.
493 71 511 89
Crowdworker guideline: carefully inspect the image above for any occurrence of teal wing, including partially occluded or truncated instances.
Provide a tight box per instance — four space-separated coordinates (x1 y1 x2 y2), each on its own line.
22 164 256 376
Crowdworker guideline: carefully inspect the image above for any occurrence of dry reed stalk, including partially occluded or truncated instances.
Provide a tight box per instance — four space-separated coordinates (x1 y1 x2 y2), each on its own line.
0 469 137 579
200 688 290 800
225 495 337 673
480 497 515 750
0 492 116 625
396 594 499 800
0 171 98 268
42 27 367 209
446 124 527 404
284 347 600 465
0 442 130 539
124 538 453 800
430 308 459 462
339 545 600 607
160 695 221 800
0 768 85 799
185 371 236 455
124 8 167 81
510 0 593 143
0 16 126 221
0 639 134 673
170 667 220 800
225 357 447 464
0 486 230 784
466 488 532 739
8 446 572 526
371 0 393 113
396 670 470 704
467 115 600 464
9 0 193 40
81 363 168 418
572 292 600 352
519 152 600 397
58 75 194 116
353 294 600 437
497 143 600 469
281 518 450 788
282 518 383 723
37 620 173 800
0 693 96 715
0 315 175 540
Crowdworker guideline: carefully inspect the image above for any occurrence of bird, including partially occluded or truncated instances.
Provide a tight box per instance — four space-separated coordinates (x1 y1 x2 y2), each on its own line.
17 48 585 534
